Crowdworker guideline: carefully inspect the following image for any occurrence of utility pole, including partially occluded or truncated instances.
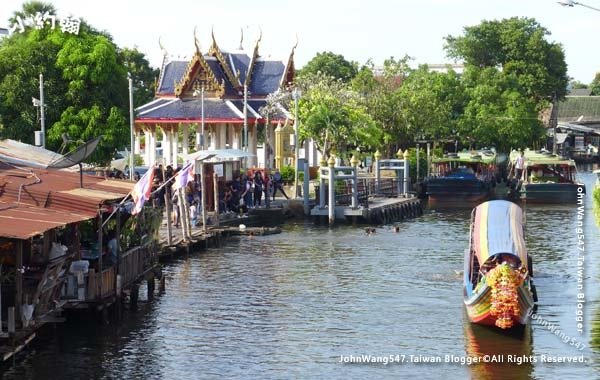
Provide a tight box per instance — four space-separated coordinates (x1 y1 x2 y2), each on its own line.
128 73 135 179
39 74 45 148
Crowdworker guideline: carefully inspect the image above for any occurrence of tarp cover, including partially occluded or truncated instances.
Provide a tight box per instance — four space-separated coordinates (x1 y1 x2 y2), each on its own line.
472 200 527 265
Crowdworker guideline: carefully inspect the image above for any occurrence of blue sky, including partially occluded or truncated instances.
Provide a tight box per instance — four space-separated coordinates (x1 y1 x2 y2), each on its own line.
1 0 599 82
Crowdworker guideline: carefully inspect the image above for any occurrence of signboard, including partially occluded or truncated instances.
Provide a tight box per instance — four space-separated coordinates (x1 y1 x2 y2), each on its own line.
213 163 224 178
575 136 585 151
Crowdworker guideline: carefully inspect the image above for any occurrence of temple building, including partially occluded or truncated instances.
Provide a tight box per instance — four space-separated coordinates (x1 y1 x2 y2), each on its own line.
134 31 298 168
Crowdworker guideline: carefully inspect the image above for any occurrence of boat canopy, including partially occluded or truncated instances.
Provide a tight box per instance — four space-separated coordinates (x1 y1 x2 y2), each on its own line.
433 150 496 165
472 200 527 266
509 149 575 167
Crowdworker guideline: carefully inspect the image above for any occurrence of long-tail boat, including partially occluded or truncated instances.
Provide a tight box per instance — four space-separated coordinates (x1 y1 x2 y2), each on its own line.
463 200 536 330
426 149 498 202
508 149 585 203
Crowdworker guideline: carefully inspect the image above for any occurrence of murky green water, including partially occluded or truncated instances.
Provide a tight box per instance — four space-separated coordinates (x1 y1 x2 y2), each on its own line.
2 172 599 379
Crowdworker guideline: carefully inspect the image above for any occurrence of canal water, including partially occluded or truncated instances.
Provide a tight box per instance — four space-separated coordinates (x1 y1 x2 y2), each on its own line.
2 172 599 379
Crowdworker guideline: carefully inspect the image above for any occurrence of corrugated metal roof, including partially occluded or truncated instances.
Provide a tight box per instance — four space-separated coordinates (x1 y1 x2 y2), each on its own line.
0 165 135 239
0 202 91 239
0 139 73 169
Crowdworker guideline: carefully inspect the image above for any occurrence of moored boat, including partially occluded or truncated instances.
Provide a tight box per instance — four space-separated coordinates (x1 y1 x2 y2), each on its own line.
426 150 498 202
508 150 585 203
463 200 536 330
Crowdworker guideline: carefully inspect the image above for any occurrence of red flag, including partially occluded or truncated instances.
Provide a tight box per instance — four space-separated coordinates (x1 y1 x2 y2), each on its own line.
131 168 155 215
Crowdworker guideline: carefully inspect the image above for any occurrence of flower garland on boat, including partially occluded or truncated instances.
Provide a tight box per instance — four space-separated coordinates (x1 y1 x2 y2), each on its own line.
486 263 525 329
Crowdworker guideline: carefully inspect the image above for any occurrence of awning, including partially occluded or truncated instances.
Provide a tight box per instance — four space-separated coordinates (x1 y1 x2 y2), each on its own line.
186 149 254 163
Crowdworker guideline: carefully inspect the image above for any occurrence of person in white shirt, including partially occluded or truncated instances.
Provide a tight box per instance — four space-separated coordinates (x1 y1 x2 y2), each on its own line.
515 151 526 180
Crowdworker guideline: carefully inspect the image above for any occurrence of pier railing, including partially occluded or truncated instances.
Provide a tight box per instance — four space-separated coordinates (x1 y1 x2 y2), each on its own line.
317 177 413 207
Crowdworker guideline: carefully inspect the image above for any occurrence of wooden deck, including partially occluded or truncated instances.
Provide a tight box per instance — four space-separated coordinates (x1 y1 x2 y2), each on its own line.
310 195 422 224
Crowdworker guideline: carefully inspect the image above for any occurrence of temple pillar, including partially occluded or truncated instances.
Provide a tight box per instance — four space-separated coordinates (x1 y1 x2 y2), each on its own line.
144 129 151 166
209 125 217 150
195 123 202 150
182 124 189 158
162 128 171 166
134 130 141 155
274 122 283 169
249 122 257 167
232 125 241 150
218 124 227 149
172 127 179 166
149 127 157 165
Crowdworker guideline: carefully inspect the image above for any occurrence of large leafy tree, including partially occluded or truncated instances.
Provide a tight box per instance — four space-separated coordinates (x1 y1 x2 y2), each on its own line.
0 1 156 164
351 57 411 154
296 72 381 158
444 17 569 102
119 47 159 107
459 67 543 151
298 51 358 83
590 73 600 96
397 65 465 145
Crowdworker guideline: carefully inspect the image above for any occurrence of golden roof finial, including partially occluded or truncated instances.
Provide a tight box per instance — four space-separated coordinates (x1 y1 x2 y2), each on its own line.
158 36 168 57
292 33 299 54
211 25 217 50
257 26 263 44
193 26 201 55
239 27 244 50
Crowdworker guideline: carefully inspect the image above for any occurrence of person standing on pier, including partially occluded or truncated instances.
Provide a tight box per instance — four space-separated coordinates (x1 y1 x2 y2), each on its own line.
272 169 289 200
253 170 263 207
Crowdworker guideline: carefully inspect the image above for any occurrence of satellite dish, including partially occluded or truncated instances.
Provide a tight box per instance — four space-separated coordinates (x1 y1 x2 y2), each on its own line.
48 135 103 169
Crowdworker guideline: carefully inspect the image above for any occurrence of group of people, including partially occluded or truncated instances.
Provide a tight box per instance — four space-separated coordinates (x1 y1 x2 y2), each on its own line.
220 169 289 215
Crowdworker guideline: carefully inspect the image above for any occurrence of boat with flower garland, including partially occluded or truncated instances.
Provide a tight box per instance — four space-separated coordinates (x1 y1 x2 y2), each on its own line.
463 200 536 330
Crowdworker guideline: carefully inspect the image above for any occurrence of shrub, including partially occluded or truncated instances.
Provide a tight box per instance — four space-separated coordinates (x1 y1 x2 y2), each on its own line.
280 165 295 183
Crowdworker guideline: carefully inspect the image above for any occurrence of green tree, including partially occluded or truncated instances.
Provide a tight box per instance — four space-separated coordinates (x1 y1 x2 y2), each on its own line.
0 1 157 164
298 51 358 83
590 73 600 96
296 72 380 158
398 65 465 145
459 67 543 151
445 17 569 102
351 57 412 154
119 47 159 107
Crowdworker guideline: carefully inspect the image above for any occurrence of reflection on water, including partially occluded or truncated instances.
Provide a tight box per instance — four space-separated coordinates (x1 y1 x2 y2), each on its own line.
464 317 533 380
1 173 599 379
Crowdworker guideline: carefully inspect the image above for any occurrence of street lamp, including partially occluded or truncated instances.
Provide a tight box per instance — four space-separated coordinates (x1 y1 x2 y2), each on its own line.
292 88 301 198
193 85 205 150
558 0 600 11
128 72 135 179
32 74 46 148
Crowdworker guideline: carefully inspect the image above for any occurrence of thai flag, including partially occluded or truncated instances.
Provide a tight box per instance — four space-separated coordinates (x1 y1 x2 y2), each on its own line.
172 161 195 192
131 167 155 215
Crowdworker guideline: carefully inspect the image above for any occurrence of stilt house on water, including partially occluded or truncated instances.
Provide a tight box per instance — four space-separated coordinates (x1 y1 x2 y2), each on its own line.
0 142 161 361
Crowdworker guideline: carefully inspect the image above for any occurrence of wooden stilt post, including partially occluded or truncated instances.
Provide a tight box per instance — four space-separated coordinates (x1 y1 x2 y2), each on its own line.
328 156 335 226
7 307 15 334
164 171 173 246
97 211 103 299
147 275 155 301
200 161 207 232
213 172 219 226
15 240 23 326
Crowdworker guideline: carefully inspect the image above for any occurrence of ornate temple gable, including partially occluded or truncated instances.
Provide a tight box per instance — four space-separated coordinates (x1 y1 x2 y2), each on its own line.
174 33 224 98
155 37 169 95
280 39 297 90
208 28 242 89
245 31 262 88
